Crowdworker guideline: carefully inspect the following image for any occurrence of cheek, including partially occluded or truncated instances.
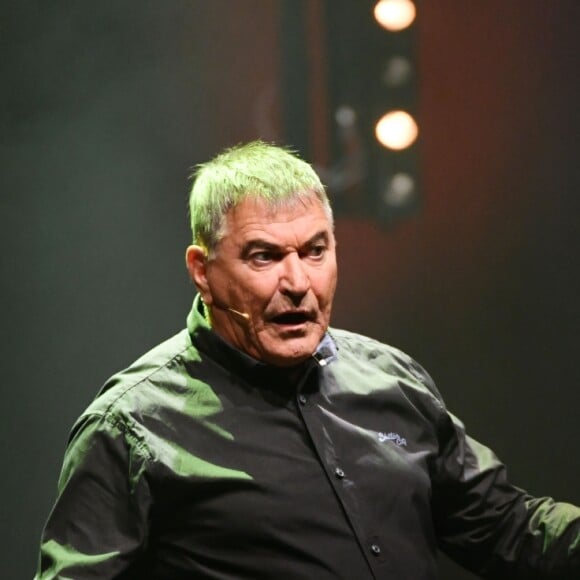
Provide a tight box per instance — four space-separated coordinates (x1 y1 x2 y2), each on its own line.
238 275 279 307
315 268 338 304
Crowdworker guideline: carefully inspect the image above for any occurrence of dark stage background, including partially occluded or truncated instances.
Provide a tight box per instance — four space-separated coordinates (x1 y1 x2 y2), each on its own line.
1 2 579 578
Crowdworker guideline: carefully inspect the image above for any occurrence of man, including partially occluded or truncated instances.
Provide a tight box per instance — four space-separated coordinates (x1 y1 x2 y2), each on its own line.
36 141 579 579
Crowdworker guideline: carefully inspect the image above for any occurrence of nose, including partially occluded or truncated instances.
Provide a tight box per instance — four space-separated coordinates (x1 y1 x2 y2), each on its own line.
279 252 310 302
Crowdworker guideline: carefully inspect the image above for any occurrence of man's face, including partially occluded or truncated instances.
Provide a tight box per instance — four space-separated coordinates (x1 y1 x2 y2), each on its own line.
187 194 337 367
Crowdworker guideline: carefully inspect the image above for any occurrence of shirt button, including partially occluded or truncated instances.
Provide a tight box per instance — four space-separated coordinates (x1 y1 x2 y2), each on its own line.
370 544 381 556
298 394 307 405
334 467 345 479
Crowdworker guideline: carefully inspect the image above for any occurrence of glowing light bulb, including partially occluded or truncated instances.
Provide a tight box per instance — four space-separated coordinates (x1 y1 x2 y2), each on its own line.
375 110 418 150
374 0 416 32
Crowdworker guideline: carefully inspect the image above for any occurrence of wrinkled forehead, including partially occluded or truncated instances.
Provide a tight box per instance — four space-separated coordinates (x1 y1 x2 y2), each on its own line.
228 193 330 229
236 191 325 215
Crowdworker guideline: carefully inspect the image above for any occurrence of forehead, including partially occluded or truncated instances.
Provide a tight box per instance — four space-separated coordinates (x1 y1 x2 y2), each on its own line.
223 194 332 243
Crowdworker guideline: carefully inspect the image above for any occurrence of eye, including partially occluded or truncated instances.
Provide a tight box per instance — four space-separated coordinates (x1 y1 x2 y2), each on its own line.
249 251 276 265
305 244 327 260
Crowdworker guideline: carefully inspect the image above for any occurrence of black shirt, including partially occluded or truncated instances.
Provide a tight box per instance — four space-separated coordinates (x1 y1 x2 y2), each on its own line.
36 295 580 579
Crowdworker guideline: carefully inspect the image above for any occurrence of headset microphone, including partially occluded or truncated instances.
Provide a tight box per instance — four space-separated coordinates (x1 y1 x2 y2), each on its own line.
226 307 251 321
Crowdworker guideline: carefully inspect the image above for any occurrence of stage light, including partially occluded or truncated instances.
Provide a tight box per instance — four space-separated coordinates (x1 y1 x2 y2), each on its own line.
383 172 416 206
335 105 357 128
382 56 413 87
319 1 421 225
374 0 416 32
375 110 418 150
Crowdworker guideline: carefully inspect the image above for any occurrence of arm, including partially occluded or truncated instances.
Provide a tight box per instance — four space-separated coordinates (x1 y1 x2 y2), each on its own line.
35 412 152 579
432 412 580 579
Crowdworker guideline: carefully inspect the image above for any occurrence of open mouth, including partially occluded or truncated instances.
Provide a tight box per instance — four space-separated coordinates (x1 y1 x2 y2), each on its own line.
271 312 311 326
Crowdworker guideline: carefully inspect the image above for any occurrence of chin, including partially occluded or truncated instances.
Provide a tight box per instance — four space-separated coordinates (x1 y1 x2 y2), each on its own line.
264 345 316 368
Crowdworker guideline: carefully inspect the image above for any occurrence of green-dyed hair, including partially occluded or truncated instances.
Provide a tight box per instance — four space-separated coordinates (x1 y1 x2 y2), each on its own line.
188 140 333 254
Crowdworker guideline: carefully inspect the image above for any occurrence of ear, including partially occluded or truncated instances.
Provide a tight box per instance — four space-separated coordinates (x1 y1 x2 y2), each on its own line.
185 245 213 305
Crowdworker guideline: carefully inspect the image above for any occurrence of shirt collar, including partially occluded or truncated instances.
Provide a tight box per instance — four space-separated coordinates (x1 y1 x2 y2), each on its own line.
186 294 338 379
312 331 339 367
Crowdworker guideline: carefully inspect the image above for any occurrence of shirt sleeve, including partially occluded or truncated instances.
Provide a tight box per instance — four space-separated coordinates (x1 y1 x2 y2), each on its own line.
35 411 152 579
431 410 580 579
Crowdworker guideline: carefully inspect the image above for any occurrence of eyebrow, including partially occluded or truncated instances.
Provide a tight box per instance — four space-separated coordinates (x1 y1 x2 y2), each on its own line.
240 230 330 259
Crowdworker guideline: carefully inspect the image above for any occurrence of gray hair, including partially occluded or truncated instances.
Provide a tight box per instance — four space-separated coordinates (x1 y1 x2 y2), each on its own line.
188 141 333 254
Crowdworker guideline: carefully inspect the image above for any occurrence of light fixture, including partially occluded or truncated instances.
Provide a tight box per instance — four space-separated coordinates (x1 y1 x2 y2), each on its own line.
384 172 416 206
322 1 421 225
382 56 413 87
375 110 418 150
373 0 416 32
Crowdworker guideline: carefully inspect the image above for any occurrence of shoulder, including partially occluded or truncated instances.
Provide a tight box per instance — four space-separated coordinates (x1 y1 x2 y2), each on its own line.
329 327 432 381
328 327 446 411
63 329 210 471
82 329 198 421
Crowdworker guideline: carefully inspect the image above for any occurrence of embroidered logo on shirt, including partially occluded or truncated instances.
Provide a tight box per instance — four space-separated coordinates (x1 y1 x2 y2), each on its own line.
378 431 407 447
